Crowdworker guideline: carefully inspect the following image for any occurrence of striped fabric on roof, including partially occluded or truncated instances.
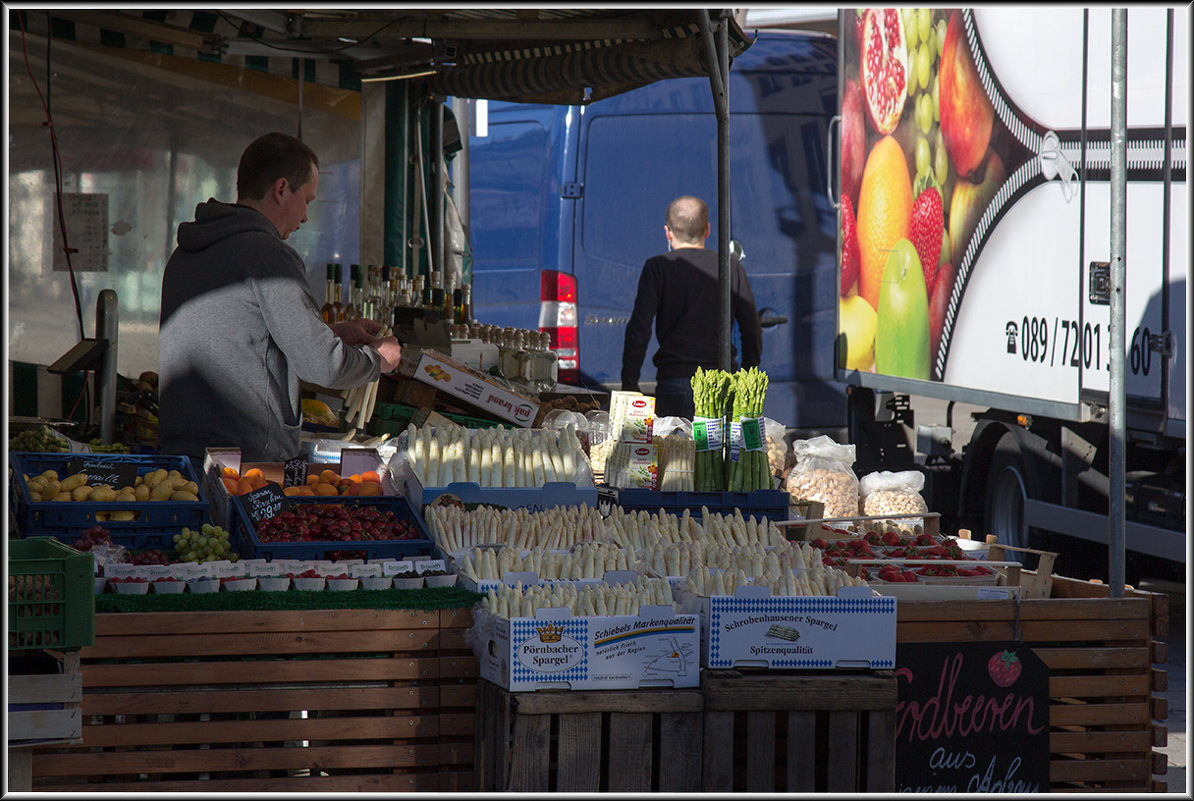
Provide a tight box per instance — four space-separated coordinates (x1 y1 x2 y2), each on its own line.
459 23 701 66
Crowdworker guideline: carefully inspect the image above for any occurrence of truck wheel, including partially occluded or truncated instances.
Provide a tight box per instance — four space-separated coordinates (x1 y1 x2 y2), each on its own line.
984 436 1032 551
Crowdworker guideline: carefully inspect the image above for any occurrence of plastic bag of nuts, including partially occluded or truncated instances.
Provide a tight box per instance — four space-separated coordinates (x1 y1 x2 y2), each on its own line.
858 470 929 516
781 435 860 518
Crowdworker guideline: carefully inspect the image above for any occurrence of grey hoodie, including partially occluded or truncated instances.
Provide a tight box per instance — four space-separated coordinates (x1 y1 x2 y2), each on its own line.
159 200 379 462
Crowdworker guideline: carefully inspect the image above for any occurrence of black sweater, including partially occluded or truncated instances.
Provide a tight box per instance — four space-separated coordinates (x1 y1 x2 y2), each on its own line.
620 247 762 389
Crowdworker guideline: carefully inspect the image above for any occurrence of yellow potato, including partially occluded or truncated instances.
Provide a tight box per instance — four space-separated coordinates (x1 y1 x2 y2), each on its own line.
108 510 136 521
133 484 150 502
144 469 168 488
40 470 59 480
29 492 42 502
115 489 137 502
88 486 117 503
52 492 74 502
149 480 176 501
169 490 200 502
26 477 47 492
95 511 110 521
167 469 184 483
181 480 199 495
59 473 89 492
71 485 94 501
42 479 61 499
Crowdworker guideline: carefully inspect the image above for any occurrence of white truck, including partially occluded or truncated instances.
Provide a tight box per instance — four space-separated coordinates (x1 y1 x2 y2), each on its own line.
834 7 1187 581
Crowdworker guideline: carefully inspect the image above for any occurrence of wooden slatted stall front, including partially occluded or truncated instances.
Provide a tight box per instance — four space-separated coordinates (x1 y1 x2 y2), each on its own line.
28 607 480 792
474 678 705 792
895 575 1169 792
700 669 897 792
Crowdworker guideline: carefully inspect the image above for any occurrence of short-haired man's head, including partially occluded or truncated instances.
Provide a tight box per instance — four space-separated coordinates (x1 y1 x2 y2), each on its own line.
665 196 708 245
237 132 319 201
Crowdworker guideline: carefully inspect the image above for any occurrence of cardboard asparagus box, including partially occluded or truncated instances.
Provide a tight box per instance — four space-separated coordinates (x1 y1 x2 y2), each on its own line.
395 347 539 427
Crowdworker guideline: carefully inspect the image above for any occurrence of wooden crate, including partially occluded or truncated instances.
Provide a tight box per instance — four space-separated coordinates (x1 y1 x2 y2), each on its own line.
9 650 84 792
701 669 897 792
896 574 1170 792
29 606 479 793
474 678 704 792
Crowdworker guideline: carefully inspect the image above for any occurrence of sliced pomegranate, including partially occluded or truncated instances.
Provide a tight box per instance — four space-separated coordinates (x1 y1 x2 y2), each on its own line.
859 8 909 136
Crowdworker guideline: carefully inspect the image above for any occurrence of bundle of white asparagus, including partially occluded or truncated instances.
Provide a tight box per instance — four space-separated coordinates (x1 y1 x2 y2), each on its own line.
641 539 815 577
655 431 695 491
481 575 675 618
342 325 392 434
425 503 613 553
458 541 633 581
683 557 867 598
606 505 788 551
403 422 587 488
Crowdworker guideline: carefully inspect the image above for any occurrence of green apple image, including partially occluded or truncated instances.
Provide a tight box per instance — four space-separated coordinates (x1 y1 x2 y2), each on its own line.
874 238 931 380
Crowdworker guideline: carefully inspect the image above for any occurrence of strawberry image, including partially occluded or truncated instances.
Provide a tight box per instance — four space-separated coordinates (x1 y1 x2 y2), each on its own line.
908 186 944 294
841 194 861 296
988 649 1022 687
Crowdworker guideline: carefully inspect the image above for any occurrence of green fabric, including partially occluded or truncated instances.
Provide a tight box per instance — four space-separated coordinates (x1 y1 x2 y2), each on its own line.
95 586 483 613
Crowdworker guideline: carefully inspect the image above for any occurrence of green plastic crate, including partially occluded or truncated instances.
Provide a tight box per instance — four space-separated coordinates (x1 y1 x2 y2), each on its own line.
8 537 95 651
368 401 515 434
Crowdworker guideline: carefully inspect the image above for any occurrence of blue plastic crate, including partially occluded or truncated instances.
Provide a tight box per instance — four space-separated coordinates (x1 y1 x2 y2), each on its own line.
596 486 791 524
231 494 437 561
9 452 208 547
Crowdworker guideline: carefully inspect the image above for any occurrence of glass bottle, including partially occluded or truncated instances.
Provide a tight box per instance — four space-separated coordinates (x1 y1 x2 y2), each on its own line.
456 283 472 325
412 275 426 309
429 270 445 314
320 263 336 323
379 265 393 324
344 264 360 320
442 273 456 321
332 263 345 322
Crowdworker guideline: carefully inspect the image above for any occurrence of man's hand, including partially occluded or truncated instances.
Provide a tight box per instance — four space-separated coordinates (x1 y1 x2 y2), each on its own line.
372 337 403 374
330 318 383 346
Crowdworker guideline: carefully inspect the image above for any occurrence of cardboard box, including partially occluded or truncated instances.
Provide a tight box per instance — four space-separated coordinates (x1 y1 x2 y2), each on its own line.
202 447 393 530
677 584 896 670
397 347 539 427
474 604 701 691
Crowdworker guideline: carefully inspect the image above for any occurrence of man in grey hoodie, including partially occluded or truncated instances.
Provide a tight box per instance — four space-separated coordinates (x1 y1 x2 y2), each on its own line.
159 132 403 462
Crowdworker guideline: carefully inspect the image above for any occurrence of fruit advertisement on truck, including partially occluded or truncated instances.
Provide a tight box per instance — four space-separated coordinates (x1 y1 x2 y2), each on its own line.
837 7 1187 423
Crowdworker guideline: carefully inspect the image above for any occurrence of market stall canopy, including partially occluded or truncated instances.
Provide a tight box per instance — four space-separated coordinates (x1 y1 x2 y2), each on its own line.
23 8 753 105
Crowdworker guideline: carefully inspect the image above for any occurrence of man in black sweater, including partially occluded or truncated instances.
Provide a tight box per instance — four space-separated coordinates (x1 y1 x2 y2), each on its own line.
620 195 763 419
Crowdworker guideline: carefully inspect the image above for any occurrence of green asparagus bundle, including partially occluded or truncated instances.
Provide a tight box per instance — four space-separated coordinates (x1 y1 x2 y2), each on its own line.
691 367 733 491
727 366 771 491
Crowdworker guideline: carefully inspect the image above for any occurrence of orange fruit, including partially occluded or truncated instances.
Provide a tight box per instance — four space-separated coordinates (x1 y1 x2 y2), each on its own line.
856 135 913 311
244 467 265 480
235 477 255 495
250 476 269 490
358 481 382 497
296 486 315 496
306 474 321 486
283 485 304 497
221 477 238 495
361 470 381 484
343 483 361 496
314 482 339 496
319 469 341 485
221 466 239 479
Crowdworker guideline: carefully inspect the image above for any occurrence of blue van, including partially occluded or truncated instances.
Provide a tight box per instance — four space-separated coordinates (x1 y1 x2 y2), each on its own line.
466 30 844 431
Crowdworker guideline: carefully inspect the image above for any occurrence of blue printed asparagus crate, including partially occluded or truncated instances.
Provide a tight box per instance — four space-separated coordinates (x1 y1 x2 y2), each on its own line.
9 452 208 549
231 493 438 561
8 537 95 651
596 486 791 524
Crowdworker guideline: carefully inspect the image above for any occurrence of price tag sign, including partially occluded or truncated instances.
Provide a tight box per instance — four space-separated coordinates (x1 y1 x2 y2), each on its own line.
283 455 308 488
382 560 415 577
415 559 448 575
350 563 383 578
242 483 289 525
740 416 764 452
692 417 723 453
66 459 137 489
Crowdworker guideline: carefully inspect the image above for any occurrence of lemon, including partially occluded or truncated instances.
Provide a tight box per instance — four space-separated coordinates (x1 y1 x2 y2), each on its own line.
839 294 878 371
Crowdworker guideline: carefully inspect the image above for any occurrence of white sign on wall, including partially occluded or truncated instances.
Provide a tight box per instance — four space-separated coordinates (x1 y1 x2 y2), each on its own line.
51 192 109 272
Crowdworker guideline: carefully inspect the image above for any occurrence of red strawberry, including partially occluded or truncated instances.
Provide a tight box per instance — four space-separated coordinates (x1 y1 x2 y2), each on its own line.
841 194 861 296
908 186 944 294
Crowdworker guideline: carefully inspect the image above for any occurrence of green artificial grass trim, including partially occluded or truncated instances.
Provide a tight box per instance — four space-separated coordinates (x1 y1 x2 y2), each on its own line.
94 585 483 614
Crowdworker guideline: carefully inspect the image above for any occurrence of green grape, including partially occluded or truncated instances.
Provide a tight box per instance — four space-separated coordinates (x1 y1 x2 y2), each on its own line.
904 9 919 49
916 136 932 174
936 19 948 56
918 9 933 53
918 44 932 91
932 74 940 122
917 93 934 135
934 128 950 185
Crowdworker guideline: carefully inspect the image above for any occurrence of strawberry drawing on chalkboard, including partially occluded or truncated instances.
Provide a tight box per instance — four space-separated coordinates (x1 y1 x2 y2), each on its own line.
988 649 1022 687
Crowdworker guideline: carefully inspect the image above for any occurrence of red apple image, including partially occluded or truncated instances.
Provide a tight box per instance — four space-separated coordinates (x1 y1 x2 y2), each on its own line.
929 261 957 366
948 152 1005 266
939 10 995 179
841 78 867 205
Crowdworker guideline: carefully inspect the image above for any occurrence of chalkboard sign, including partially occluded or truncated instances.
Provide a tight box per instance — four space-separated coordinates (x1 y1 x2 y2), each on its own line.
241 483 289 524
66 459 137 489
283 455 308 488
894 641 1050 793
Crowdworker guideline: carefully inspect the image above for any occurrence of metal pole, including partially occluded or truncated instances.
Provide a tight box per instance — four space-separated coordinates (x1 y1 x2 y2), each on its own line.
95 289 118 445
1108 9 1127 597
430 100 445 283
451 96 470 235
699 9 732 372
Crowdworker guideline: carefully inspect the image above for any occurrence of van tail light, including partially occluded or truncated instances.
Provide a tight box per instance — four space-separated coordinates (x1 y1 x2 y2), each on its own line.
539 269 579 384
